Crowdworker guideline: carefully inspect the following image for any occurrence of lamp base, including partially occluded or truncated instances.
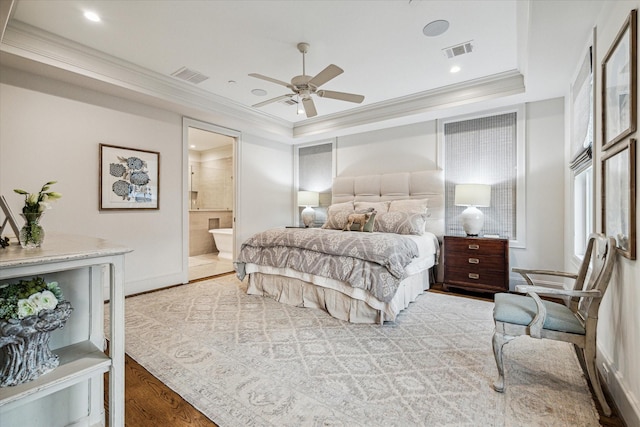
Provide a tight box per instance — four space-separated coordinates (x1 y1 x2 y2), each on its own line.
301 206 316 228
460 206 484 236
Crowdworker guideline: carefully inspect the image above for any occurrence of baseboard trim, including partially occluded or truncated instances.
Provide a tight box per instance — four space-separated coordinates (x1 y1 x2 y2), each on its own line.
598 345 640 427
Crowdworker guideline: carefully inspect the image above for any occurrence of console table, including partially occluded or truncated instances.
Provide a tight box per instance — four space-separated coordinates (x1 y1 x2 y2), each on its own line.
0 234 131 427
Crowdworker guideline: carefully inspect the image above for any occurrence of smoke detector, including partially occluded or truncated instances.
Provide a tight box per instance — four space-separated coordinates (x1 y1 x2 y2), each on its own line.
442 41 474 59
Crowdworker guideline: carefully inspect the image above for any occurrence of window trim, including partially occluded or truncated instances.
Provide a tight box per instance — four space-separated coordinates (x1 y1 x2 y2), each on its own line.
437 104 526 248
293 139 336 221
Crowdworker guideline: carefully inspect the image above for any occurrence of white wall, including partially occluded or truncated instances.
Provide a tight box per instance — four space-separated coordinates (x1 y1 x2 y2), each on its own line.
509 98 566 279
583 2 640 425
336 121 438 176
236 134 294 245
0 66 293 296
334 99 566 288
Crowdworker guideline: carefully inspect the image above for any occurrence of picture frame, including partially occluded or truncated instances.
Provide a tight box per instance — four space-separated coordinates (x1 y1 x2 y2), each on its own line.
601 138 636 259
99 144 160 210
0 195 21 239
602 9 637 151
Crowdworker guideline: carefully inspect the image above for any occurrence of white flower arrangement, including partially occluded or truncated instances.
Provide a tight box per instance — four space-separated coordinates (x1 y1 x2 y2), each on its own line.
0 277 63 320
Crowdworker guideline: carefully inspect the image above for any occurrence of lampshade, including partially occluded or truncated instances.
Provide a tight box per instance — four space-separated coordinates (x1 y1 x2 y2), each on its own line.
454 184 491 207
298 191 319 207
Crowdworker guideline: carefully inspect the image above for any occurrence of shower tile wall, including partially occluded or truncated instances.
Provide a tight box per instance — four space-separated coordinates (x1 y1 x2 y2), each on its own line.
192 157 233 210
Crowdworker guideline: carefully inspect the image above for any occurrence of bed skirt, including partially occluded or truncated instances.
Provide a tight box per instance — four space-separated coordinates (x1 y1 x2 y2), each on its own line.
246 268 431 324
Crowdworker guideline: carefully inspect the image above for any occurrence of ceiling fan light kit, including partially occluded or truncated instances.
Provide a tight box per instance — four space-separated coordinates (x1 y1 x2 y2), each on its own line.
249 42 365 118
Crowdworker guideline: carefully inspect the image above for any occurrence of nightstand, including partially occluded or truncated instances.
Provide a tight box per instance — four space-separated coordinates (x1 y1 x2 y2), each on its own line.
443 235 509 294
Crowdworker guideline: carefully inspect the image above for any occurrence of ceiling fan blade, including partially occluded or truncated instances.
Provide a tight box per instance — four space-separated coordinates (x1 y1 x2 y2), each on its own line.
248 73 293 89
308 64 343 88
317 90 365 103
302 97 317 118
252 94 292 108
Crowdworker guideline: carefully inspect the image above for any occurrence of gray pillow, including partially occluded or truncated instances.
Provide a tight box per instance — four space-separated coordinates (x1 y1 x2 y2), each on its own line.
374 211 428 235
321 202 355 230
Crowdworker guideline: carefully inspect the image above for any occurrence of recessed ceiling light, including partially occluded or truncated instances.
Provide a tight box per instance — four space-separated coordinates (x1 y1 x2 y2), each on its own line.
423 19 449 37
84 11 101 22
251 89 267 96
450 65 461 73
190 144 196 149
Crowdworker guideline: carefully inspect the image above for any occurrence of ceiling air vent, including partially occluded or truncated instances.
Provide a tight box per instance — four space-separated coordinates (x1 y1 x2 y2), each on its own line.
170 67 209 84
442 41 474 59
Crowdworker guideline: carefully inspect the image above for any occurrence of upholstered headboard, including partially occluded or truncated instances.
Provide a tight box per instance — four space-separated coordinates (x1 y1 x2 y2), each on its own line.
331 170 445 238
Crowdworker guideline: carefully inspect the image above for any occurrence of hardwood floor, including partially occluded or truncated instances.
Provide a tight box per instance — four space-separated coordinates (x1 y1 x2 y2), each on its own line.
104 353 218 427
105 281 626 427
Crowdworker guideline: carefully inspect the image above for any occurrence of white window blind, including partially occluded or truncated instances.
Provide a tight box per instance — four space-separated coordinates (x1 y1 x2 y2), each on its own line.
570 47 593 173
444 112 518 239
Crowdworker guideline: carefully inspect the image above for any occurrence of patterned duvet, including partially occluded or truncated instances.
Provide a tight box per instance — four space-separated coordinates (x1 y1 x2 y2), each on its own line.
235 228 420 303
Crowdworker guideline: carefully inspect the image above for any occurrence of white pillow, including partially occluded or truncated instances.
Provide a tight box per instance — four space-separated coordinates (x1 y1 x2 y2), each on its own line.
354 201 390 213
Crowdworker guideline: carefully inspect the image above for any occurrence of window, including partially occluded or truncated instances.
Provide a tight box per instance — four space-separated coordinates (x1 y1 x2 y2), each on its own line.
440 106 526 247
573 165 593 256
570 45 594 258
295 140 335 226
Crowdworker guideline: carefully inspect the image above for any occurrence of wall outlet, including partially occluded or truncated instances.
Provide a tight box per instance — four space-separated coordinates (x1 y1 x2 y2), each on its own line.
601 363 610 384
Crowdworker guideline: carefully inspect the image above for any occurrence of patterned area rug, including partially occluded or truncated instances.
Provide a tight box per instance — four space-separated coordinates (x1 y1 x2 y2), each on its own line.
113 275 600 426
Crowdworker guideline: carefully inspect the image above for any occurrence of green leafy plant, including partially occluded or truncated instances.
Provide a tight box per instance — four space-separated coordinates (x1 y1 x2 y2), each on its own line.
0 277 64 320
14 181 62 222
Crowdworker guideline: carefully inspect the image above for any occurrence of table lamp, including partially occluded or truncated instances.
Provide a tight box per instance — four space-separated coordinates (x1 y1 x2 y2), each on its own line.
298 191 319 227
454 184 491 236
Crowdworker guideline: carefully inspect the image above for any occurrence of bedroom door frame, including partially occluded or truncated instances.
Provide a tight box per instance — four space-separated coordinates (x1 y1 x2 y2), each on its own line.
181 117 241 284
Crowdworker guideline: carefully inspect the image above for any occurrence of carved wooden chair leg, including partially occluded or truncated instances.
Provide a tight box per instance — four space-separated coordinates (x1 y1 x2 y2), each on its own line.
583 344 612 416
492 330 512 392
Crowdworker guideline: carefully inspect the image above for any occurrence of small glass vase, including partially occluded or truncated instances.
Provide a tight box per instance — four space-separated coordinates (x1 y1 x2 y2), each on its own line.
19 213 45 249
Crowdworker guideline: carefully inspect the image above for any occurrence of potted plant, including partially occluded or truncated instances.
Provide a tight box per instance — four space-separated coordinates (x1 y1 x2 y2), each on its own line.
0 277 72 387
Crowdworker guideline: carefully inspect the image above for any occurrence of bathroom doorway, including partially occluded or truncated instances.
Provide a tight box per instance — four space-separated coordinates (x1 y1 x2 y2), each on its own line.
184 119 237 282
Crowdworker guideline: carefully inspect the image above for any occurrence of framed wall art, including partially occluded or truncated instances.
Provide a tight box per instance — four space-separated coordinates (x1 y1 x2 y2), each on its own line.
601 138 636 259
99 144 160 210
0 195 21 239
602 9 637 151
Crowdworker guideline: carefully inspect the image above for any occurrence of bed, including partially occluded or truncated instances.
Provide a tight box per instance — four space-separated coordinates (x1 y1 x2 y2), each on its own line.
235 170 444 324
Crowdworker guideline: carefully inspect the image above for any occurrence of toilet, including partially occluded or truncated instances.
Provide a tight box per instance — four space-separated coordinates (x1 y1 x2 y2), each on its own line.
209 228 233 260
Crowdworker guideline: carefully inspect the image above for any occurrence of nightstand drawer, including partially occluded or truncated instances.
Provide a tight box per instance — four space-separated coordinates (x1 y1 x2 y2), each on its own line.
444 267 507 286
445 238 505 255
445 255 506 271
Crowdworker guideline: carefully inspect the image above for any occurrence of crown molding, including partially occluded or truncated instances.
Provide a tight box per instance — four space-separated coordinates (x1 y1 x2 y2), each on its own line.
293 70 525 138
1 21 525 142
0 21 293 139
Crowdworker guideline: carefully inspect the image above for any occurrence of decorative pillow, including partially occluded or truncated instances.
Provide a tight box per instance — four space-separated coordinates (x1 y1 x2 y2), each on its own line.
349 211 376 232
389 198 429 214
374 211 428 235
321 201 355 230
354 201 390 213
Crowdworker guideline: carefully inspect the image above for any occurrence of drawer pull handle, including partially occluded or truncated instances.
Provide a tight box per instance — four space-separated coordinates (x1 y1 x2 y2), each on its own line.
468 258 479 264
468 244 480 250
468 273 480 279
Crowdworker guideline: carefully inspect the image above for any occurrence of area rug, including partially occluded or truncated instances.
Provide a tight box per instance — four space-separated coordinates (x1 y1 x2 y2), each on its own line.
110 275 600 426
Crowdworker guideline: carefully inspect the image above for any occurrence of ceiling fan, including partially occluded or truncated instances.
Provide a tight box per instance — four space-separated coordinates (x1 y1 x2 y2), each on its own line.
249 42 365 118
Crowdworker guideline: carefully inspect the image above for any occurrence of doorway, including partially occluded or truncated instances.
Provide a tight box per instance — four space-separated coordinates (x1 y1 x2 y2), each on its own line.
184 119 238 281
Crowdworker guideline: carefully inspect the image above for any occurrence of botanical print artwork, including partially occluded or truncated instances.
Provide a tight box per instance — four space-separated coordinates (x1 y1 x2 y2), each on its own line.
109 155 152 202
100 144 159 210
602 138 636 259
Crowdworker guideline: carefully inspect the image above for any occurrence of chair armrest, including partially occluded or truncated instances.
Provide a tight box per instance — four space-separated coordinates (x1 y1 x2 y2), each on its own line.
515 285 602 299
512 268 578 286
524 291 546 339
